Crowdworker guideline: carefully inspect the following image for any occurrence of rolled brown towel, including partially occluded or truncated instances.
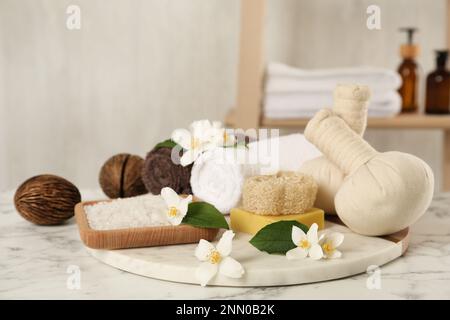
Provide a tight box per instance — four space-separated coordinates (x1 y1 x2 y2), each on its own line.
142 147 193 195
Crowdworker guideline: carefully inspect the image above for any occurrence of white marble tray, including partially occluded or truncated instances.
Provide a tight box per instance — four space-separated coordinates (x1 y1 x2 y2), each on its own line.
86 221 409 287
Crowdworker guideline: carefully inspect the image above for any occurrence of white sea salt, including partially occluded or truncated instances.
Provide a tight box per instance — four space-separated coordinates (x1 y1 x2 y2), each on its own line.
84 194 170 230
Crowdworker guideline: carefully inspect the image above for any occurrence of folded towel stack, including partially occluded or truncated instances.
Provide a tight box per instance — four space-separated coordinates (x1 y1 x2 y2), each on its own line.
264 62 402 119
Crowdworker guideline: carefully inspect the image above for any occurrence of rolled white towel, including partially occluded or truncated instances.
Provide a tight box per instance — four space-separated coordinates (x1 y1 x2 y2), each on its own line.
190 134 321 214
190 147 248 214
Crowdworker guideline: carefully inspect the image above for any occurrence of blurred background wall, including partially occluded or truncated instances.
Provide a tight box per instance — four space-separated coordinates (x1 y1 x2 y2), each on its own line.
0 0 446 191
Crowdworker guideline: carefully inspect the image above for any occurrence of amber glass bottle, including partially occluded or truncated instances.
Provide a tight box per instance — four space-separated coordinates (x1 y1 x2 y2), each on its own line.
398 28 419 113
398 58 419 112
426 50 450 114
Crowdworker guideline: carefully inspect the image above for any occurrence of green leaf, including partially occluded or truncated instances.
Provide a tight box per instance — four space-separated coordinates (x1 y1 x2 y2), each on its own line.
249 220 309 254
182 202 229 230
154 139 177 150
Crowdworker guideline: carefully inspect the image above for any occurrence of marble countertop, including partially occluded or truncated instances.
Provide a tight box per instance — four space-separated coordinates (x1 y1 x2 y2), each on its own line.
1 189 449 300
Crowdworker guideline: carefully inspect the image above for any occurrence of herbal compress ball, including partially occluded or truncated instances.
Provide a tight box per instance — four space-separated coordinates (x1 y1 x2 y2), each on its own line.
99 153 147 199
300 84 370 214
304 109 434 236
14 174 82 225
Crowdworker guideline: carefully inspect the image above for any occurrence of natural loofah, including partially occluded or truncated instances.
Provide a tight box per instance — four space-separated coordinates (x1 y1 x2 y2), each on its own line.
300 84 370 214
242 171 318 215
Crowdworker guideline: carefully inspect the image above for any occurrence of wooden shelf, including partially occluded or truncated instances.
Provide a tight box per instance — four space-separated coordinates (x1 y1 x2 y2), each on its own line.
262 114 450 129
226 109 450 129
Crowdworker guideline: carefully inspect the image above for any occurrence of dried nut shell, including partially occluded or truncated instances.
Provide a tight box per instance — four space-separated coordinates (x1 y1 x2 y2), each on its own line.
14 174 81 225
99 153 147 198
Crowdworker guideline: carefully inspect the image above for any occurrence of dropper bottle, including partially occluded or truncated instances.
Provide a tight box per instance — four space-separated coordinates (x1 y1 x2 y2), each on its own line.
398 27 419 113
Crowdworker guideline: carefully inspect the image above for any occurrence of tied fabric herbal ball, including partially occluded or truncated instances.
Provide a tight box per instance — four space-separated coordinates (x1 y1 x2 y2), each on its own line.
99 153 147 199
14 174 81 225
142 147 192 195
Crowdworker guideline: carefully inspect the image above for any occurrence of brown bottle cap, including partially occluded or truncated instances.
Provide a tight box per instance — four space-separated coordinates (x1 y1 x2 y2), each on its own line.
400 44 419 59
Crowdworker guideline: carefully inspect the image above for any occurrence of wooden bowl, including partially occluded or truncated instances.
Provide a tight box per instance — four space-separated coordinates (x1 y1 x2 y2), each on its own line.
74 200 219 250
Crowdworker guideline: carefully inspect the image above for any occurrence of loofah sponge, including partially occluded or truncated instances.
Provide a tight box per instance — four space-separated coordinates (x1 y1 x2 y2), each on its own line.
242 171 318 215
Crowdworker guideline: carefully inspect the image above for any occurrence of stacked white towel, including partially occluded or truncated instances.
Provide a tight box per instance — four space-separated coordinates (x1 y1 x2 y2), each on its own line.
265 62 402 119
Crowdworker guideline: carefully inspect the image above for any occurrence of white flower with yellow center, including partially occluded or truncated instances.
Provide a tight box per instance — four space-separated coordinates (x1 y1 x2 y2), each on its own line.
319 232 344 259
194 230 244 286
171 120 221 166
161 187 192 226
211 127 236 147
286 223 323 260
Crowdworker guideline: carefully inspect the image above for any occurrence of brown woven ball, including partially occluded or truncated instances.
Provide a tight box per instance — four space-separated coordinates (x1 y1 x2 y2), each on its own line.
142 147 192 195
99 153 147 199
14 174 81 225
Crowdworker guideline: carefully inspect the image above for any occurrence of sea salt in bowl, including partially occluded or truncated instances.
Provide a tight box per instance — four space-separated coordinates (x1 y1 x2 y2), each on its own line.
84 194 170 230
74 194 219 250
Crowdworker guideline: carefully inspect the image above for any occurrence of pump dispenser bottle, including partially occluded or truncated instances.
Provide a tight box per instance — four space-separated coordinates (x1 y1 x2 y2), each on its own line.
398 28 420 113
426 50 450 114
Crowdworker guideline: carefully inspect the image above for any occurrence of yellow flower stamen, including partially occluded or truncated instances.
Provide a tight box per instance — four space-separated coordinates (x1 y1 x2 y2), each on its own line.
322 242 334 255
191 137 200 149
298 239 310 249
168 206 178 217
208 250 222 264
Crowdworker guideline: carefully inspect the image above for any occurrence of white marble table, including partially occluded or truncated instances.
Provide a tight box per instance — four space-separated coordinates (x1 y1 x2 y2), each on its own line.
1 190 449 300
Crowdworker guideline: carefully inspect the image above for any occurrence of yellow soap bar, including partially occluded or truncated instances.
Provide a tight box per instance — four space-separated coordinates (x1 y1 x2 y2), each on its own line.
230 207 325 235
